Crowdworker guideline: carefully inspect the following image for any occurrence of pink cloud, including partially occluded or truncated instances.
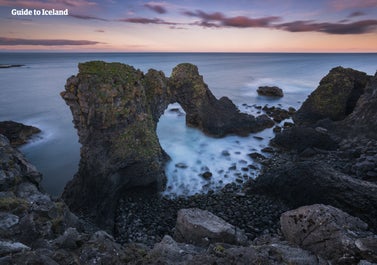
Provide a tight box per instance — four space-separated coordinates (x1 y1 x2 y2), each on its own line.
0 37 101 45
330 0 377 10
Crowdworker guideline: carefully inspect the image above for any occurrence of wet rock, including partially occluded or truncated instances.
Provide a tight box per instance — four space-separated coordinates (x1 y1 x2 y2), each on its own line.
261 147 274 153
175 163 188 169
273 126 282 133
174 208 248 247
257 86 284 97
271 126 338 152
0 121 40 146
247 152 266 162
281 204 377 264
201 171 212 180
221 150 230 156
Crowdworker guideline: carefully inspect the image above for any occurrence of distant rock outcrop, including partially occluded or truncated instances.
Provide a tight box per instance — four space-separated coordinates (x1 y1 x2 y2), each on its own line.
257 86 284 97
294 67 371 125
0 121 40 146
61 61 273 229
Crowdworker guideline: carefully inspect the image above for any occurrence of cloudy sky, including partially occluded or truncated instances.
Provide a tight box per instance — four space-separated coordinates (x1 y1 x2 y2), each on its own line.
0 0 377 52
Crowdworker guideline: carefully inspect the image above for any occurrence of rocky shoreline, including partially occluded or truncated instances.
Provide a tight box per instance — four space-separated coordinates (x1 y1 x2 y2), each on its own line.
1 64 377 264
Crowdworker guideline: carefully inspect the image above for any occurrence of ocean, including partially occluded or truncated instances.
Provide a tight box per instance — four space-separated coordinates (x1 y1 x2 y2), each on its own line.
0 52 376 196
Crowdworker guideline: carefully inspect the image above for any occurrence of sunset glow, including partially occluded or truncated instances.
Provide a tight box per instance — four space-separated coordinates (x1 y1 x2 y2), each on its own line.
1 0 377 52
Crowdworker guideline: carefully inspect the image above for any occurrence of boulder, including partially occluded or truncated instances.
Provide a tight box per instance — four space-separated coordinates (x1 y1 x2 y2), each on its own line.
257 86 284 97
0 121 40 146
61 61 273 229
186 241 327 265
294 67 371 125
174 208 247 247
252 161 377 230
0 240 30 255
149 235 203 264
281 204 377 264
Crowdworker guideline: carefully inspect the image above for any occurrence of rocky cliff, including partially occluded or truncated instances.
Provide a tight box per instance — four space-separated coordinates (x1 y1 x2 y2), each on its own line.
61 61 273 229
253 68 377 232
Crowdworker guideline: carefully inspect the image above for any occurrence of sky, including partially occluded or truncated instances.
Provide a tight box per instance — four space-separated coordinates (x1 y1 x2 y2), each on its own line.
0 0 377 52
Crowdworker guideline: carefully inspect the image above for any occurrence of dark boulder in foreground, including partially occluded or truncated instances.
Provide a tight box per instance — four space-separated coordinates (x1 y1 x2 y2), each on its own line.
61 61 273 229
257 86 284 97
0 121 40 146
294 66 371 126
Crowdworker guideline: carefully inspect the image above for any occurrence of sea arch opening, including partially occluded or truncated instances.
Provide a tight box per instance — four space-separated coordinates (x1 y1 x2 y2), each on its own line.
156 102 262 197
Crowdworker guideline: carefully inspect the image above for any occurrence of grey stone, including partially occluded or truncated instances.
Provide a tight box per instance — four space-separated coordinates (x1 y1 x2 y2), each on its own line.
150 235 203 264
281 204 377 263
0 240 30 255
0 212 19 229
174 208 248 247
54 228 81 250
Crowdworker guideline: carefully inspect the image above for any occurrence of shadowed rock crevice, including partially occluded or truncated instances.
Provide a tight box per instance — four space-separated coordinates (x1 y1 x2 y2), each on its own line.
61 61 273 229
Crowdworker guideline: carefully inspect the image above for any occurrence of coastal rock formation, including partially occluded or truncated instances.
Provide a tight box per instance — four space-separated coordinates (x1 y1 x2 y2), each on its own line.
294 67 371 125
252 67 377 234
0 133 139 264
61 61 273 229
257 86 284 97
0 120 40 146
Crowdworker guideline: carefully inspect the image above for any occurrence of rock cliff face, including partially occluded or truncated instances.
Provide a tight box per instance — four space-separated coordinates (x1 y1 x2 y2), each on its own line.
61 61 273 228
253 69 377 232
294 67 371 125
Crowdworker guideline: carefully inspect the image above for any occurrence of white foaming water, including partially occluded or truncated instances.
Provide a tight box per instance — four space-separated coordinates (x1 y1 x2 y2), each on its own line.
158 103 275 197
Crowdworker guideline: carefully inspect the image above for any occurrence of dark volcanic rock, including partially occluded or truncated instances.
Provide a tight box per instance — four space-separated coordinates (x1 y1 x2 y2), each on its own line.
339 71 377 139
252 160 377 230
294 66 371 125
61 61 274 230
271 126 338 152
169 64 274 137
0 121 40 146
257 86 284 97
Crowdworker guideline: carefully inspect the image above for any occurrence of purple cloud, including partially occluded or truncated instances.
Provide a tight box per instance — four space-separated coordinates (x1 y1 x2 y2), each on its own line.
0 37 101 46
331 0 377 11
70 14 108 21
183 10 280 28
276 19 377 34
348 11 366 17
144 3 167 14
118 17 177 25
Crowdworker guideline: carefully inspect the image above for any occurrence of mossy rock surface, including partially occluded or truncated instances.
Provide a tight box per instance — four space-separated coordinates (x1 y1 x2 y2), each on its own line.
294 66 371 125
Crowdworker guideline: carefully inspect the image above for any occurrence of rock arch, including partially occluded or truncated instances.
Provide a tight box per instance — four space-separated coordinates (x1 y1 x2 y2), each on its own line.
61 61 273 229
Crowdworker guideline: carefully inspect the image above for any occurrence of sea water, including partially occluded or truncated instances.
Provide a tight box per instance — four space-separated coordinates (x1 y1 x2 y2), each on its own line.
0 52 376 196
